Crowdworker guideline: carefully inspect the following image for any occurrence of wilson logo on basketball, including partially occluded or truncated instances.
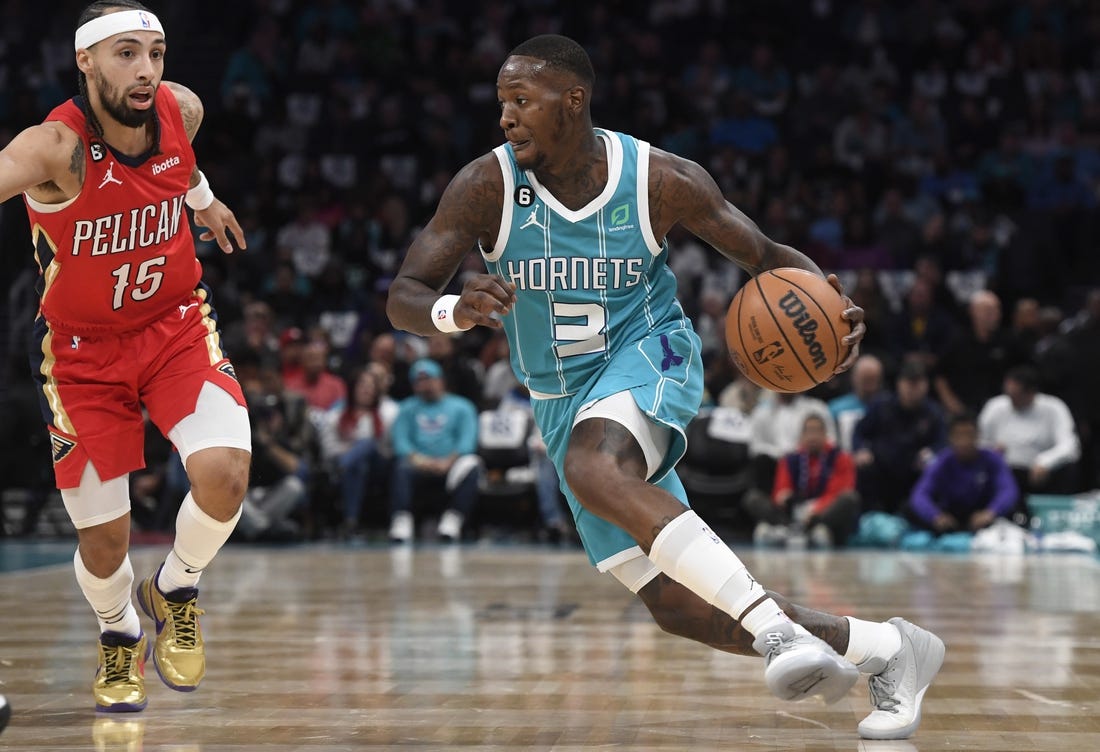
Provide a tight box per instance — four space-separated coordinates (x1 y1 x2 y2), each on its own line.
777 290 828 369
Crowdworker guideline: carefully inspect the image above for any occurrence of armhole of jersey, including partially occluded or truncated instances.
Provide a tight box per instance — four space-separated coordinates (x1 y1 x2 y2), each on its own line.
480 145 514 263
25 192 79 213
636 139 664 256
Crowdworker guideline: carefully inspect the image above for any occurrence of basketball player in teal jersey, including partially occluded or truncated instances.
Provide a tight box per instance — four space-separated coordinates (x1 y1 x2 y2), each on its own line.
388 35 943 740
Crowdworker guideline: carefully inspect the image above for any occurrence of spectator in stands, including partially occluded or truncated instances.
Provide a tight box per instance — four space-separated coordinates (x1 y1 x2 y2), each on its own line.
853 359 947 516
828 354 885 452
889 278 955 368
748 391 835 496
935 290 1025 417
318 368 398 539
388 359 480 543
978 365 1081 499
238 365 317 542
284 340 347 413
744 414 860 549
910 413 1019 533
426 333 483 406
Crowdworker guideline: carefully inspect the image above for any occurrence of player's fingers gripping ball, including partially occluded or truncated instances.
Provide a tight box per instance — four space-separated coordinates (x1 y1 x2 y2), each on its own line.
726 268 852 393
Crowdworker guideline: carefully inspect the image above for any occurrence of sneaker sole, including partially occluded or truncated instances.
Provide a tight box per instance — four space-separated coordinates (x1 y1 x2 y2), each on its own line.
765 646 860 704
135 580 202 693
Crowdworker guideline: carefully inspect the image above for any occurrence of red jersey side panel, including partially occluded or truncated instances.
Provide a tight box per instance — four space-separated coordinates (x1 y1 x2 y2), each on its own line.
25 87 201 336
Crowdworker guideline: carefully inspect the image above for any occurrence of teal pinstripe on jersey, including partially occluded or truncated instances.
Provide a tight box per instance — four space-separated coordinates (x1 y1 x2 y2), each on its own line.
482 129 690 397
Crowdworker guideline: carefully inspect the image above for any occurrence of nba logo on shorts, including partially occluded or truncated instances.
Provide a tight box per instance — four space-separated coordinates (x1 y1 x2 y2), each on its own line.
139 12 151 28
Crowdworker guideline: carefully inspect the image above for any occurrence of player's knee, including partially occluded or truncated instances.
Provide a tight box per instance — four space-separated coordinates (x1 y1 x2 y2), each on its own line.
562 447 617 514
76 522 130 575
637 580 695 639
187 447 251 504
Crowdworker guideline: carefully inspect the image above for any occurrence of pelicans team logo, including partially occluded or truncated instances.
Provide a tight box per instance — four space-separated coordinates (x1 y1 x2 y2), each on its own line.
217 362 238 380
50 433 77 464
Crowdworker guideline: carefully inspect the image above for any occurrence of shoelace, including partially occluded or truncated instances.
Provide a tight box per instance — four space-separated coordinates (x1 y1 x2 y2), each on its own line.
102 644 136 685
166 599 205 649
867 663 900 713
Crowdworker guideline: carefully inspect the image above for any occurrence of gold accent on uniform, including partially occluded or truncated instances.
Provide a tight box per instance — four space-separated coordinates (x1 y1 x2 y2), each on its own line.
137 572 206 690
38 327 76 436
193 287 223 366
93 633 148 711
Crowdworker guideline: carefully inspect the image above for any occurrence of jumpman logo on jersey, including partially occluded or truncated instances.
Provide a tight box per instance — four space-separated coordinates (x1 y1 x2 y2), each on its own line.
659 334 683 372
97 161 123 189
179 302 198 318
520 204 546 231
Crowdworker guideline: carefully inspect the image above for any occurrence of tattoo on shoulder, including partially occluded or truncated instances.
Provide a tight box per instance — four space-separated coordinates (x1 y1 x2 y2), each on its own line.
68 140 84 183
165 82 203 140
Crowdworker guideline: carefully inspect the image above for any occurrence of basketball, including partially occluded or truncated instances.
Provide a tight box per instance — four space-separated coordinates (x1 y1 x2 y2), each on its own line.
726 268 851 393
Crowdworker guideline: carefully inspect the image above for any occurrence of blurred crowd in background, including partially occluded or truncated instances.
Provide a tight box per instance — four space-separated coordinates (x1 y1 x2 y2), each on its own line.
0 0 1098 545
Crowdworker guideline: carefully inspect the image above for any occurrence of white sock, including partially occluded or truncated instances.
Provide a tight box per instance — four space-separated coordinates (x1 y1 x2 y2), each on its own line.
648 510 800 638
844 616 902 671
158 492 242 594
74 550 141 639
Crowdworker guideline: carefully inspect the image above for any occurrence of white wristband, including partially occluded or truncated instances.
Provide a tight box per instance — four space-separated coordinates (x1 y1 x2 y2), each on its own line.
432 294 472 333
185 170 215 211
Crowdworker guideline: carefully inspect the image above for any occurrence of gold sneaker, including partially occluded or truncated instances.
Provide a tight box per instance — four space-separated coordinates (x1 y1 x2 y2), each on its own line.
93 632 149 712
136 569 205 691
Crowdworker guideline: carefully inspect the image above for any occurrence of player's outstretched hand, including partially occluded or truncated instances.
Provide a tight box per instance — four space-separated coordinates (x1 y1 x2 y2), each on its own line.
194 199 247 254
455 274 517 330
826 273 865 374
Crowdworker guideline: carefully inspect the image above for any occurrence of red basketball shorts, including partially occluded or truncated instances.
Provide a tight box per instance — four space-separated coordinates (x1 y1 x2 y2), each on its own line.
31 288 246 488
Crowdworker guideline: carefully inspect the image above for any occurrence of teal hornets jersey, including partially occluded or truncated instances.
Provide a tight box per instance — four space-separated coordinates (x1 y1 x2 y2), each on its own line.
482 129 693 397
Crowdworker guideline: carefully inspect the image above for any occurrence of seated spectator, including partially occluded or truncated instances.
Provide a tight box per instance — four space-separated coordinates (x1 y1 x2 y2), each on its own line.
743 414 860 549
934 290 1025 417
828 354 885 452
853 359 947 516
427 333 483 406
978 365 1081 499
389 359 481 543
284 339 348 413
238 366 318 542
748 391 835 493
909 413 1020 533
317 367 399 539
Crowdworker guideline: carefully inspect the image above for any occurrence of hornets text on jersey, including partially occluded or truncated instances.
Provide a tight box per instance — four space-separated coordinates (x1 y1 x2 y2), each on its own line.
481 129 693 397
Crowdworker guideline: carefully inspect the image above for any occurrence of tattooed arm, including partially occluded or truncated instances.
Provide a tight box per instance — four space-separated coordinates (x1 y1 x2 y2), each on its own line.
648 148 866 371
163 81 204 189
0 122 85 205
387 154 517 335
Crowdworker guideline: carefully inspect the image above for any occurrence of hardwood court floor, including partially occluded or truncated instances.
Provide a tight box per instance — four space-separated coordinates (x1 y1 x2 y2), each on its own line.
0 544 1098 750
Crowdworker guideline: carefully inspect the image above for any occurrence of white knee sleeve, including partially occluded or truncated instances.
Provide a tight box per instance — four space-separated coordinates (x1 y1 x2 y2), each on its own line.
168 381 251 465
60 462 130 529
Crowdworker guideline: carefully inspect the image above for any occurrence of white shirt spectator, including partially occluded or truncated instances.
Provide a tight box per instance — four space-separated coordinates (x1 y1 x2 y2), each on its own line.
748 394 836 459
978 393 1080 471
316 397 399 463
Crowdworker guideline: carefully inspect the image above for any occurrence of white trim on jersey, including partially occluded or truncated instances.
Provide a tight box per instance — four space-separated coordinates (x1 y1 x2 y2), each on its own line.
527 130 623 223
635 139 665 256
24 192 79 214
482 145 515 262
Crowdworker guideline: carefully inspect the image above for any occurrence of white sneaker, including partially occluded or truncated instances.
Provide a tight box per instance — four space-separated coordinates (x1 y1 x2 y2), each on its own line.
388 511 414 543
858 617 945 740
437 509 464 541
752 622 859 704
809 523 833 549
753 522 789 547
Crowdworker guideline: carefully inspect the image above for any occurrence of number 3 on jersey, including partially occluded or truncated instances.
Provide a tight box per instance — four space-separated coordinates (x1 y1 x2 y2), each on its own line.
111 256 166 310
554 302 607 358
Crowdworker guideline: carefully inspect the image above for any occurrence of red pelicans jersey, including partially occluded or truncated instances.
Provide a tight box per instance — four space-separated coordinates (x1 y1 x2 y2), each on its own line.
25 86 201 336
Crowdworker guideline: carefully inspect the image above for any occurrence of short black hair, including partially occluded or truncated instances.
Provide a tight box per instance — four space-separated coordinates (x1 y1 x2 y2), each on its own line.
1005 364 1039 392
508 34 595 87
948 412 977 431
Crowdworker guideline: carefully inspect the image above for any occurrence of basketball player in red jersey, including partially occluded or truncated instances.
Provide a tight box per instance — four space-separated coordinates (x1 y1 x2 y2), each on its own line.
0 2 250 712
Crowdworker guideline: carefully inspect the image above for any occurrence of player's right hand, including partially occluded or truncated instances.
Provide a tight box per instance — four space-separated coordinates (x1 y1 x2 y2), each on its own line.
455 274 517 329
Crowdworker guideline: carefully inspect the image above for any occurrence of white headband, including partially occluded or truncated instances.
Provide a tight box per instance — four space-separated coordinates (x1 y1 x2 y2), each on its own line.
74 9 164 51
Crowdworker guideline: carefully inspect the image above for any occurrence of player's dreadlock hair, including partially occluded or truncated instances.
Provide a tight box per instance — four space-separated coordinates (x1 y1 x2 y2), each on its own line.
76 0 159 144
509 35 595 88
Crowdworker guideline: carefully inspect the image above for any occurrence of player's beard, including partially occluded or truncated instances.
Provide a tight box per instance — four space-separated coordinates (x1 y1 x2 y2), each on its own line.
94 74 155 128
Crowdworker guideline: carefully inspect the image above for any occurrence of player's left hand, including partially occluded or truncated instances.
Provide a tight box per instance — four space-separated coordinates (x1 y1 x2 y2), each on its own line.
194 199 247 254
826 273 865 374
